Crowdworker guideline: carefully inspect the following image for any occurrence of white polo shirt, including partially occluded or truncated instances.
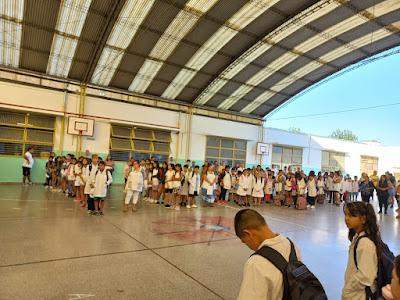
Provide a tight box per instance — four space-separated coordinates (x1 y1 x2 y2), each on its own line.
238 234 302 300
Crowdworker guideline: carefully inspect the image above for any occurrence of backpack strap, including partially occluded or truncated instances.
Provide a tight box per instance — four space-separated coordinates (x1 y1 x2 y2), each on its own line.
251 245 288 274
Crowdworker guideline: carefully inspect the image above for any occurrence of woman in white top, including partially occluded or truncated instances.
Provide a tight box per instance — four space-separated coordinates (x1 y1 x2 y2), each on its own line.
201 164 217 207
342 202 380 300
180 165 189 205
252 172 264 207
124 160 143 212
307 174 317 208
80 158 91 208
164 164 175 208
172 164 184 211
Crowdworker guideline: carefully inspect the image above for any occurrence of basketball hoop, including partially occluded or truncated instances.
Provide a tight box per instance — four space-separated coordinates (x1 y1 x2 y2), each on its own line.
79 130 83 136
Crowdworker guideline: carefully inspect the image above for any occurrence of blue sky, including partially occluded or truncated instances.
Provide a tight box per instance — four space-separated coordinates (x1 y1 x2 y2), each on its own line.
265 51 400 146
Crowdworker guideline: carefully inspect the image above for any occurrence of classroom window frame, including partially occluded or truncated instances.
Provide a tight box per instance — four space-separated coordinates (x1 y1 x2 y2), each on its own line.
271 145 303 171
360 155 378 176
0 109 55 158
205 136 247 167
109 125 171 162
321 151 346 174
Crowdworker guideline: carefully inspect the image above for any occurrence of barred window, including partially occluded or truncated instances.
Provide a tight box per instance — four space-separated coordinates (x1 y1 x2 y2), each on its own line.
205 137 246 167
321 151 345 174
109 125 171 162
271 145 303 171
0 110 55 157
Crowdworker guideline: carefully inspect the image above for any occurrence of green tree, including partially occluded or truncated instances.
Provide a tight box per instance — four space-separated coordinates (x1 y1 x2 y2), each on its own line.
330 129 359 142
288 126 302 133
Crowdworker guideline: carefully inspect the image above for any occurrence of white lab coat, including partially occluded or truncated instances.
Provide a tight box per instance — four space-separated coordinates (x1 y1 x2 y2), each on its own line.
85 164 98 195
229 175 237 193
188 172 201 195
67 164 75 181
165 170 175 189
264 179 273 195
252 177 265 197
237 175 249 197
91 170 112 198
246 175 253 195
317 180 325 195
222 172 231 189
308 179 317 197
238 234 302 300
342 232 378 300
126 170 143 191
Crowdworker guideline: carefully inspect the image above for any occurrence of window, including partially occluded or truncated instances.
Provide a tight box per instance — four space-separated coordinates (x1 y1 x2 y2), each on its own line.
205 137 246 167
0 110 55 157
360 156 378 176
321 151 345 173
271 145 302 170
109 125 171 161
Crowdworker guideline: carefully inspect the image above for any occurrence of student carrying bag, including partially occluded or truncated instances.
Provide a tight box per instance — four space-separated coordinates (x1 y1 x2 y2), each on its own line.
354 235 395 300
252 239 327 300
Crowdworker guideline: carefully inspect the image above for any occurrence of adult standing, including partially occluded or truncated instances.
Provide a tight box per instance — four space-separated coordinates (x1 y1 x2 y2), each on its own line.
359 175 374 204
376 175 392 215
105 154 114 174
22 147 34 185
370 170 379 201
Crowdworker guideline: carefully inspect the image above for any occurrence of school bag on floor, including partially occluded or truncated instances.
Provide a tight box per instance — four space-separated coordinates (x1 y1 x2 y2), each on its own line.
297 196 307 210
318 194 325 204
274 194 283 206
354 236 395 300
252 238 328 300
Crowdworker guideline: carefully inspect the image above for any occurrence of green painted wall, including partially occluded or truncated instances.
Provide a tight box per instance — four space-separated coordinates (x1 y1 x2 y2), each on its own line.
0 157 47 183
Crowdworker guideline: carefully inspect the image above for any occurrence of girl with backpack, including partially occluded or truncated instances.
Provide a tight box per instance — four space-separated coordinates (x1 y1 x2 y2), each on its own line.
342 202 381 300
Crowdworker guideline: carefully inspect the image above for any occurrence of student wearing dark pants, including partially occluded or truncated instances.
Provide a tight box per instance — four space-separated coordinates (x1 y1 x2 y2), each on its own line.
219 166 231 204
376 175 392 214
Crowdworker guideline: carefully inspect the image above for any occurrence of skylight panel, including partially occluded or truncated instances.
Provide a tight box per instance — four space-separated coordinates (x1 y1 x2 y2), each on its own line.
129 59 163 93
161 69 197 99
47 35 78 77
196 78 229 104
184 0 219 14
90 0 155 86
47 0 91 77
91 47 123 85
0 0 24 67
218 85 253 109
240 90 275 113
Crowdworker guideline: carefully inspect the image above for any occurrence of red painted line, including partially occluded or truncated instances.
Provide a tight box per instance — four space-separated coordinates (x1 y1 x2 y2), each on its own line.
0 101 180 130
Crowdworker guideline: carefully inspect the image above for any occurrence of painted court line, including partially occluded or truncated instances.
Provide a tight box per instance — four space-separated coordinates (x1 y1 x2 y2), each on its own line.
226 205 310 229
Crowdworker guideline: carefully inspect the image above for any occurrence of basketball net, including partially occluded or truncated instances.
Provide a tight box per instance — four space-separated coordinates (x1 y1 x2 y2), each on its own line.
79 130 83 136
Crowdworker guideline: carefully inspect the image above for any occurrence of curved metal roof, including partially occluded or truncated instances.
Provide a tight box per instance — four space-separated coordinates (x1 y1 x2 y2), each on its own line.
1 0 399 117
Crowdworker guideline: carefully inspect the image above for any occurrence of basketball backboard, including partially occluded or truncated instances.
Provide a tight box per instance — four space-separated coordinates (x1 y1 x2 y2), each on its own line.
67 117 95 136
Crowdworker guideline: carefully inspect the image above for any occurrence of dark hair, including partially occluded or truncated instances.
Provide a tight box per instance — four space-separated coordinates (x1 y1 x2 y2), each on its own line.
395 255 400 283
98 161 105 166
237 170 242 176
225 166 230 171
27 147 33 151
194 165 199 169
234 209 266 238
345 202 383 260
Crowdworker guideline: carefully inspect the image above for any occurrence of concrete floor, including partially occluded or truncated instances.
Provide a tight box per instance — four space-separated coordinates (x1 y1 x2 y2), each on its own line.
1 184 399 300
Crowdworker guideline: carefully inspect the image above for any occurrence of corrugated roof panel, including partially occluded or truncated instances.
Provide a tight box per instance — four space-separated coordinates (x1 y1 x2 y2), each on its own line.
129 59 163 93
47 34 78 77
56 0 92 36
91 46 123 85
0 0 24 20
0 19 22 67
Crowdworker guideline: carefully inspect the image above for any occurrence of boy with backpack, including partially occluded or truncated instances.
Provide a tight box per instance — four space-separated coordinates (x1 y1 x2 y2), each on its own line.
235 209 327 300
90 161 112 216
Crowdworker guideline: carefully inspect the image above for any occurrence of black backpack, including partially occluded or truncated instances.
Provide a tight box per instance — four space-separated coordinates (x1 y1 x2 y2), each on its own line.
95 170 111 182
354 235 395 300
252 239 327 300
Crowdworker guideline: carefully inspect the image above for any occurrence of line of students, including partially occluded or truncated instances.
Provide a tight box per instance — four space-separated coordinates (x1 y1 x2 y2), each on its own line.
44 154 112 215
235 204 400 300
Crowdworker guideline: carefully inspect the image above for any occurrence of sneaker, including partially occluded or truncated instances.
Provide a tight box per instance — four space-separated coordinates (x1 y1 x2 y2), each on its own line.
223 200 227 204
86 210 93 214
175 206 180 211
311 205 315 209
161 201 165 205
165 204 170 208
217 200 222 204
99 211 104 215
45 186 49 189
191 204 197 208
307 205 311 208
79 202 85 207
132 206 137 212
94 211 100 216
186 205 191 209
74 198 81 202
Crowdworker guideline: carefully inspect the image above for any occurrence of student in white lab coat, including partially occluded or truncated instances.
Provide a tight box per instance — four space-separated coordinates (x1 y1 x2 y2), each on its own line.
187 165 200 208
201 164 217 207
90 161 112 216
80 158 90 208
124 160 143 212
86 155 98 213
342 202 380 300
237 170 249 207
351 176 359 202
252 172 264 207
235 209 302 300
229 169 237 203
